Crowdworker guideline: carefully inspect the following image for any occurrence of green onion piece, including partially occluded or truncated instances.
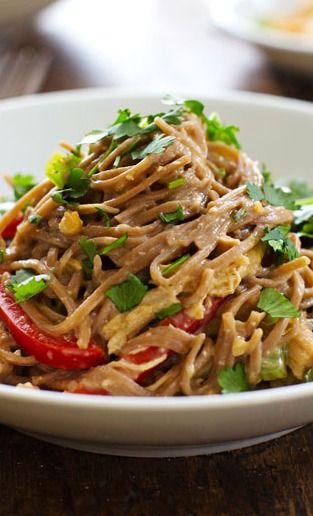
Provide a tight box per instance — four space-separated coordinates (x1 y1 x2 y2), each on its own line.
96 208 112 227
100 233 128 255
159 205 184 224
156 303 182 320
162 253 190 277
261 348 287 381
167 177 186 190
0 248 6 264
304 367 313 382
28 214 43 224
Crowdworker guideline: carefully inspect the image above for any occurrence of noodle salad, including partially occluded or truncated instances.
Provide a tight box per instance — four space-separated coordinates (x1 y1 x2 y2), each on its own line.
0 95 313 396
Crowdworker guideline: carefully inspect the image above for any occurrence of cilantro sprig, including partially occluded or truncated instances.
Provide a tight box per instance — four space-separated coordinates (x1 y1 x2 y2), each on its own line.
218 363 249 394
247 182 296 210
163 95 241 149
257 288 300 321
131 135 175 160
261 225 299 261
52 168 90 206
106 273 148 312
156 303 182 320
6 269 49 303
12 174 36 200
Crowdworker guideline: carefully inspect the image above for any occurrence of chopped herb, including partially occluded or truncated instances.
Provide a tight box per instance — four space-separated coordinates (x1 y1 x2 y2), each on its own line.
131 135 176 160
257 288 300 320
262 164 272 184
28 213 43 224
72 144 82 157
261 225 299 261
80 107 183 146
231 208 247 223
167 177 186 189
218 363 249 394
183 99 205 116
52 168 90 205
6 269 49 303
45 152 80 188
288 180 313 199
79 236 97 262
159 205 184 224
261 348 287 381
12 174 36 200
247 182 296 210
156 303 182 320
246 183 264 202
0 248 5 264
205 113 240 149
216 168 226 178
96 208 111 227
162 96 241 148
106 273 148 312
100 233 128 255
304 367 313 382
79 237 97 280
162 253 190 277
113 155 121 168
263 183 296 210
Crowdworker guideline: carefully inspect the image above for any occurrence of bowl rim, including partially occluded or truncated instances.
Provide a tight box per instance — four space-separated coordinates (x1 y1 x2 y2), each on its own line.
1 86 313 411
209 0 313 55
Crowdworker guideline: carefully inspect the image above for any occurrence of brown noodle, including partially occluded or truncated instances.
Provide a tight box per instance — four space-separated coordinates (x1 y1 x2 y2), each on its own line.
0 105 313 396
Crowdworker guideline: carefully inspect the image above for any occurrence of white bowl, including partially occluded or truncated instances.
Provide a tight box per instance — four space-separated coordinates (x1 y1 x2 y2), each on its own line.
0 0 54 28
209 0 313 77
0 88 313 457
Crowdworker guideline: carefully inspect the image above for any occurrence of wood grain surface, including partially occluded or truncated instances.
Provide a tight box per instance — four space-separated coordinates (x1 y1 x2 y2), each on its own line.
1 1 313 515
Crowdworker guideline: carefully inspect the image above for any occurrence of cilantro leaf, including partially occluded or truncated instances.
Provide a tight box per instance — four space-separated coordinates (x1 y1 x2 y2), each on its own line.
246 183 264 202
218 363 249 394
100 233 128 255
52 168 90 205
79 236 97 262
162 253 190 277
261 225 299 261
184 99 204 116
6 269 49 303
263 183 296 210
257 288 300 320
45 152 81 189
106 273 148 312
288 180 313 199
131 135 175 160
12 174 36 200
247 182 296 210
159 205 184 224
261 348 287 381
205 113 240 149
156 303 182 320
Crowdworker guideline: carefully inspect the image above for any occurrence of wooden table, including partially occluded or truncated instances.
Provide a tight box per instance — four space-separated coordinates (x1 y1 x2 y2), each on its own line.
1 1 313 514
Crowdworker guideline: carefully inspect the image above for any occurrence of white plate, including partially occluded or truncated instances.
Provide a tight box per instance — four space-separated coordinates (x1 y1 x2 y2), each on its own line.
0 88 313 457
209 0 313 77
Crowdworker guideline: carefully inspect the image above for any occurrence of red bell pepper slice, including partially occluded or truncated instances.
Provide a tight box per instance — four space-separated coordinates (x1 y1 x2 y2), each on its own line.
0 283 106 370
159 297 225 333
70 298 226 394
2 212 24 239
123 297 225 385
